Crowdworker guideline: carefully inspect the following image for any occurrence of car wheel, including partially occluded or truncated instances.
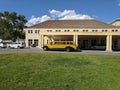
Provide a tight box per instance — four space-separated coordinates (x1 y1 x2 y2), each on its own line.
8 46 11 48
66 48 71 52
17 46 20 49
91 46 96 50
43 47 48 51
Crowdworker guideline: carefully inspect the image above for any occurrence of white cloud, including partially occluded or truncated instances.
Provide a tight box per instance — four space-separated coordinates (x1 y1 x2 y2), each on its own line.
60 14 93 20
26 9 93 26
118 2 120 6
117 0 120 6
26 15 51 26
49 9 61 17
49 9 93 20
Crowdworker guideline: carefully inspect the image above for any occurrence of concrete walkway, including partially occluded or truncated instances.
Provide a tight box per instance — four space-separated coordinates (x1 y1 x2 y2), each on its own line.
0 48 120 55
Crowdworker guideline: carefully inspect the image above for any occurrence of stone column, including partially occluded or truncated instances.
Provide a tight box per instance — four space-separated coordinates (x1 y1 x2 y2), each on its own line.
44 36 48 45
73 35 78 46
41 35 44 48
106 35 112 51
75 35 78 47
25 38 28 47
39 34 42 48
39 34 44 48
73 35 76 43
109 35 112 51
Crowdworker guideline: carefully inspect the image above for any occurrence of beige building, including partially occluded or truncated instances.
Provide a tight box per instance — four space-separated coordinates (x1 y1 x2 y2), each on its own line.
24 19 120 51
110 19 120 26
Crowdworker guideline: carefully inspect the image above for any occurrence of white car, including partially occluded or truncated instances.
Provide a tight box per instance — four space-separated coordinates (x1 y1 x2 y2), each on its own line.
0 43 6 48
7 42 25 49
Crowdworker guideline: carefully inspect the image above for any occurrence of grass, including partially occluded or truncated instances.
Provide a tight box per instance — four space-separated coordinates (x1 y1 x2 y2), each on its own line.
0 53 120 90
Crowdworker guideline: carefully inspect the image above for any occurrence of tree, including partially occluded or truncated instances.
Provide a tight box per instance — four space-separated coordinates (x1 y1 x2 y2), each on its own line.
0 11 27 41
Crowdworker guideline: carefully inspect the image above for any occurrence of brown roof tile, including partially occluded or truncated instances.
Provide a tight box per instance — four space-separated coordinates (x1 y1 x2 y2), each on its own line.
28 20 119 29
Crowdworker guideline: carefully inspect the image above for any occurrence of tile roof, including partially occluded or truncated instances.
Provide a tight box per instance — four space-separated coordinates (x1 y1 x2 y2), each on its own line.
27 19 119 29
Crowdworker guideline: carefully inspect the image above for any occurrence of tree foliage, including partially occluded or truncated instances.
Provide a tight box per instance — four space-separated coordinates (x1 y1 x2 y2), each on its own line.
0 11 27 41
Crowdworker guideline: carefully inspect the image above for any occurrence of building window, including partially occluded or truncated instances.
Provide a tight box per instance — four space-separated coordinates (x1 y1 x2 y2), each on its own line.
28 39 33 46
34 39 38 46
112 30 114 32
102 30 108 32
31 30 33 33
47 30 52 32
92 30 98 32
28 30 30 33
56 30 61 32
83 30 88 32
28 30 33 33
64 30 70 32
35 30 37 33
83 30 85 32
112 30 118 32
105 30 108 32
115 30 118 32
35 30 40 33
73 30 79 32
95 30 98 32
102 30 104 32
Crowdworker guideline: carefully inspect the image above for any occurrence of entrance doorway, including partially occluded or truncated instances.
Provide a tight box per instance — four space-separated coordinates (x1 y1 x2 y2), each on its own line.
91 40 97 46
78 35 106 50
83 40 89 49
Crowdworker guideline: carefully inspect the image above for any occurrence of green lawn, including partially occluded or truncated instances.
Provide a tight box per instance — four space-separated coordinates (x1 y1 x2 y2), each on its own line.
0 53 120 90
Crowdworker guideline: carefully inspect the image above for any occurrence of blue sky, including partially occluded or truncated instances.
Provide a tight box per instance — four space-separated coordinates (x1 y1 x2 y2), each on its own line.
0 0 120 26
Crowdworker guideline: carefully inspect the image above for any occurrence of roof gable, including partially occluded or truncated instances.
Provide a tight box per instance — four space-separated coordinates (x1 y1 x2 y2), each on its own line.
110 19 120 24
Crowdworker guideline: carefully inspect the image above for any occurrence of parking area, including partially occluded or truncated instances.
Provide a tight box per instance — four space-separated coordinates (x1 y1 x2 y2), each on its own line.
0 48 120 55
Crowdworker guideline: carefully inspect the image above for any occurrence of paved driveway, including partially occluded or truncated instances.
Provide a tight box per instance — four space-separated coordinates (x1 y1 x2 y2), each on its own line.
0 48 120 55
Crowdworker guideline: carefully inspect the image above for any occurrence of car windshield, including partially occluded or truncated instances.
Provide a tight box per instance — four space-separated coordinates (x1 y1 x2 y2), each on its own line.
54 42 66 44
